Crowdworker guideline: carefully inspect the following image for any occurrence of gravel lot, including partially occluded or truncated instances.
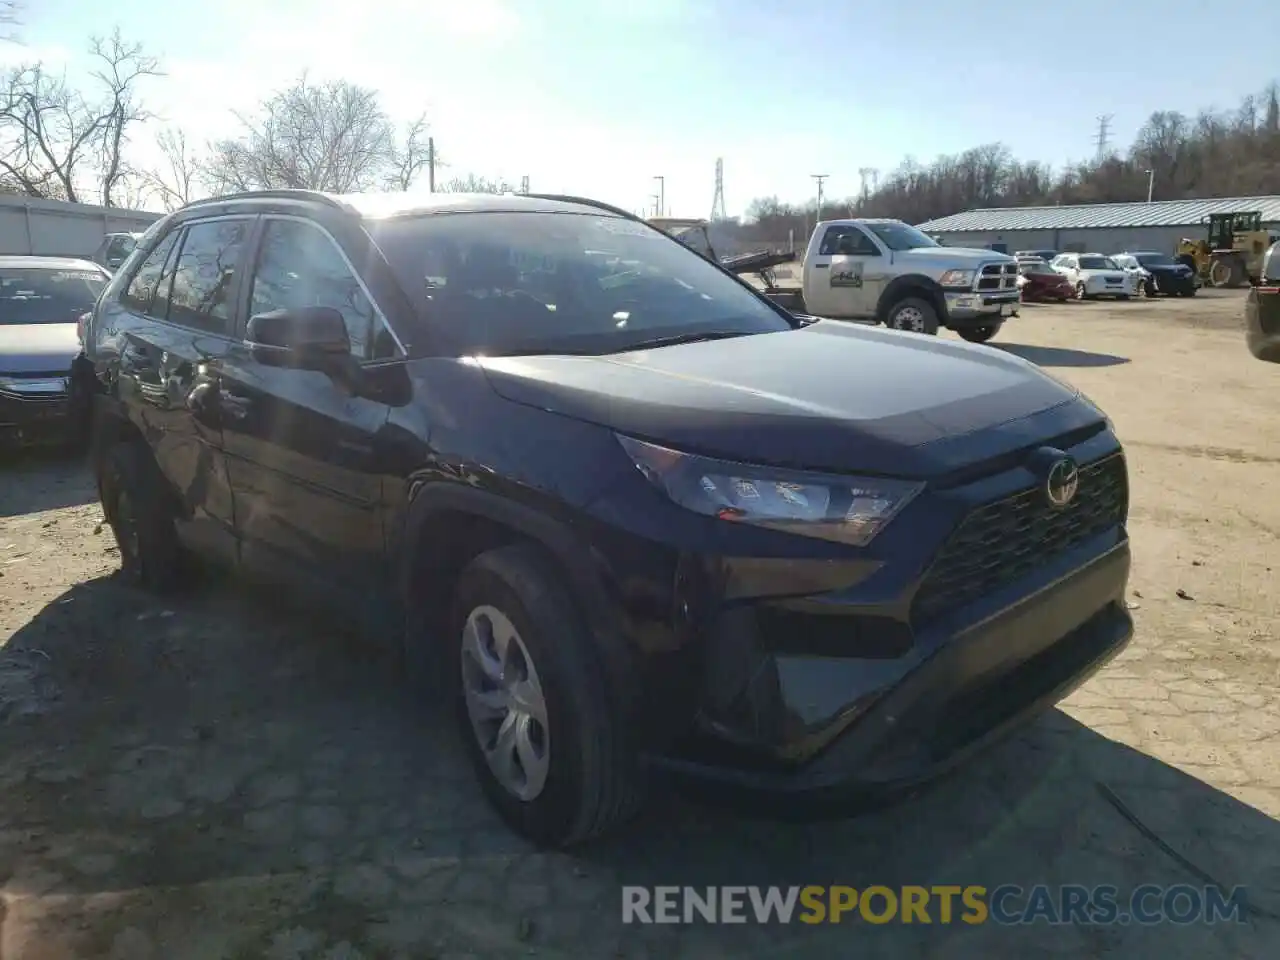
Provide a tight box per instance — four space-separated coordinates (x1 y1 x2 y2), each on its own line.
1 289 1277 959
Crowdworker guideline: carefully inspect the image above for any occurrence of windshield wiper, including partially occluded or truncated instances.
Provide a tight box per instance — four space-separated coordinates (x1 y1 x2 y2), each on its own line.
613 330 753 353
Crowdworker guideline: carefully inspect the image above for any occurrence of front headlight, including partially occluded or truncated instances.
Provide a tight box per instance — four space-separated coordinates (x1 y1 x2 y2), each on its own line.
938 269 975 288
617 435 923 547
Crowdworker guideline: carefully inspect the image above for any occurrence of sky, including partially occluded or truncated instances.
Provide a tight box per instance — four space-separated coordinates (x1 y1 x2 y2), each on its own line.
5 0 1280 218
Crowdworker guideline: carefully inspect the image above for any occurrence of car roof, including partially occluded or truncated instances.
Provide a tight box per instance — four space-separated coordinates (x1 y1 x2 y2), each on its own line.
0 255 106 271
176 189 634 222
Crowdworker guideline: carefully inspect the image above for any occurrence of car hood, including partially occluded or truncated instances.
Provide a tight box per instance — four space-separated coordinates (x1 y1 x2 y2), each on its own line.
0 323 80 375
479 321 1095 478
901 246 1013 265
1144 263 1191 275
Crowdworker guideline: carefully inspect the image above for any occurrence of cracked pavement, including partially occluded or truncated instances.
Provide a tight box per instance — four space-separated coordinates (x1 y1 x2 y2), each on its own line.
1 291 1277 958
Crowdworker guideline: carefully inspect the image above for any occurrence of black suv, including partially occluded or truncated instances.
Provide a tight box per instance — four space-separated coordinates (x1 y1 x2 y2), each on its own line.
82 190 1134 846
1246 240 1280 362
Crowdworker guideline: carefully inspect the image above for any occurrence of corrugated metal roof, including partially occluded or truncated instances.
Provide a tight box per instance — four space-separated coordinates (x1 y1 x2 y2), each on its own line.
917 195 1280 232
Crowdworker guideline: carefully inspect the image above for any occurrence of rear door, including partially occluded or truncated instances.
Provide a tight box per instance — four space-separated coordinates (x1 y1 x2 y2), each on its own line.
104 216 253 561
217 214 402 603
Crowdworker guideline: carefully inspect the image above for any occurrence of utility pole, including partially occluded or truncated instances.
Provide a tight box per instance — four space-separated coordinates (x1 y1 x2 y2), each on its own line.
1144 168 1154 203
811 174 829 222
711 158 727 221
653 175 665 217
1093 115 1113 161
650 194 661 217
428 137 436 193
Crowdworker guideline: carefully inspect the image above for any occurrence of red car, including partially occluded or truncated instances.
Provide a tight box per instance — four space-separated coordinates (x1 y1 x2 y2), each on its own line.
1018 260 1074 302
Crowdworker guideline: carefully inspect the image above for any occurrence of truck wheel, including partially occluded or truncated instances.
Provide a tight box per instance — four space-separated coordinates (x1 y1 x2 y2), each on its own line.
96 440 188 593
885 297 940 335
958 323 1002 344
449 543 643 847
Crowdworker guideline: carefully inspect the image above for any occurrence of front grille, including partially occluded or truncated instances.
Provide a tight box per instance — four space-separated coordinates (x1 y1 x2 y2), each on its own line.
912 453 1128 625
977 262 1020 291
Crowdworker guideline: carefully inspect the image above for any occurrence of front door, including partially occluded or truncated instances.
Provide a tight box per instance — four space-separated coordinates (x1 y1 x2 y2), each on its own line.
806 225 883 319
217 215 400 606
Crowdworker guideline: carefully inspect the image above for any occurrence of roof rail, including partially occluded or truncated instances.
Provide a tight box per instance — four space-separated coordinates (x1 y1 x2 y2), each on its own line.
523 193 641 221
184 189 343 210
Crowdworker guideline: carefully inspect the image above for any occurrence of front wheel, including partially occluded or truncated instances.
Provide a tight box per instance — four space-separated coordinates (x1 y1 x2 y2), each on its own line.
1076 282 1090 300
1143 280 1157 298
449 544 643 847
884 297 940 335
958 323 1002 344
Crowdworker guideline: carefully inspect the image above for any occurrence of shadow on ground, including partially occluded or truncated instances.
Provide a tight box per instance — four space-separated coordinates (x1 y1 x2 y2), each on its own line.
997 342 1131 368
0 447 96 517
0 577 1275 958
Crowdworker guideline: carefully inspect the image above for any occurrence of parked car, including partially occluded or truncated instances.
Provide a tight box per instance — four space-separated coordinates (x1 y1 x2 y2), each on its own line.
1015 249 1058 263
1118 251 1197 298
81 190 1134 847
1246 240 1280 362
0 256 108 448
1017 259 1074 302
1108 254 1151 296
90 232 144 272
1050 253 1134 300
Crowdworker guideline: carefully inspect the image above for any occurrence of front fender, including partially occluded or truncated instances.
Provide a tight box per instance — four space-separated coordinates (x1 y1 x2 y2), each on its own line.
877 273 947 321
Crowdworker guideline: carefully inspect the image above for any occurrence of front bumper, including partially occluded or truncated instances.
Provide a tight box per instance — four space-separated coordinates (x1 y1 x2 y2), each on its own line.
1153 273 1196 295
944 290 1019 323
650 542 1131 814
1085 280 1132 298
0 377 84 448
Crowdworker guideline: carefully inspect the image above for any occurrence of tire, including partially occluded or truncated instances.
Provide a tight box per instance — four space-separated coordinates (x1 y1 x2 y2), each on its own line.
1117 294 1130 301
1057 297 1068 303
1143 280 1157 298
96 440 188 593
884 297 940 335
1184 287 1197 297
958 323 1002 344
448 543 642 847
1076 282 1089 300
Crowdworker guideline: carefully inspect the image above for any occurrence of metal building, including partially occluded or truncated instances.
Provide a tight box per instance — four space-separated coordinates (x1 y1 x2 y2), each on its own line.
917 195 1280 256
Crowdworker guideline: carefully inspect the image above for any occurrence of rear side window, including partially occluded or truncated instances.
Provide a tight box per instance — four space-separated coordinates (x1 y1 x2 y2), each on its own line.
819 226 878 256
167 219 250 335
122 231 180 316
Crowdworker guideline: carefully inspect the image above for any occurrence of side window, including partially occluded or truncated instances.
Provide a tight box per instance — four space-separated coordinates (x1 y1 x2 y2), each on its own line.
167 219 250 334
819 226 878 257
121 230 180 316
1265 243 1280 282
249 218 387 360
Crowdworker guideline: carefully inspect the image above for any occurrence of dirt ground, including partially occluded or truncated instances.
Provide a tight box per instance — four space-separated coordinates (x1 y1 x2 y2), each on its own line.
1 288 1277 959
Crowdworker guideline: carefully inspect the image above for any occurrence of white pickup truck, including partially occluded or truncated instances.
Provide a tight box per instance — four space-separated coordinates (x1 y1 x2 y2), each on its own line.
781 218 1021 343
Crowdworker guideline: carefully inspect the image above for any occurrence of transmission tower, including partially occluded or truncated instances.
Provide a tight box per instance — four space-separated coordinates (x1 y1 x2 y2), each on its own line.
711 158 727 221
1094 115 1114 161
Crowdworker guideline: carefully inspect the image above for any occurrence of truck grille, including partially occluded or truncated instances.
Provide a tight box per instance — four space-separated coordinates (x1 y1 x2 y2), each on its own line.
912 453 1128 625
977 262 1020 292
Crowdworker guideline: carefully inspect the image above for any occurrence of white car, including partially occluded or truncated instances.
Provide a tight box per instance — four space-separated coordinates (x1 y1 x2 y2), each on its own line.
1110 254 1153 296
1050 253 1134 300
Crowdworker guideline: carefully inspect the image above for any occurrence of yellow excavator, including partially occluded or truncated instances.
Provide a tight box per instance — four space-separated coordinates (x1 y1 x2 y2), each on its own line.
1176 211 1280 287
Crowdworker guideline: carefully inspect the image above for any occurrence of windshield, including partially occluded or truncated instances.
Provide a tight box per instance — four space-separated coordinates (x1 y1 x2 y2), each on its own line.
1136 253 1175 267
368 211 792 357
863 222 938 251
0 267 107 325
1021 261 1058 275
1078 256 1119 270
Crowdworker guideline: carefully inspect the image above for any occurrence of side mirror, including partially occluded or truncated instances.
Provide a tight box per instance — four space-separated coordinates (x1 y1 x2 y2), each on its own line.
246 306 351 373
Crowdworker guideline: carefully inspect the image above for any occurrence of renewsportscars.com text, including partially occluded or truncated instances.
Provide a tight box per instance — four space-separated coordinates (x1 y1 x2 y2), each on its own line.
621 884 1249 926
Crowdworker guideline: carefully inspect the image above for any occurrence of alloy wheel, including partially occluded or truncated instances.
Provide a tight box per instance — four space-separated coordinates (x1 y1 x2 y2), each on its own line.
460 604 551 801
892 305 926 332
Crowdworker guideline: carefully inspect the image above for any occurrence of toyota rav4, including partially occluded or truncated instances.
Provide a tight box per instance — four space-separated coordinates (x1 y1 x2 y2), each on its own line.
81 190 1134 847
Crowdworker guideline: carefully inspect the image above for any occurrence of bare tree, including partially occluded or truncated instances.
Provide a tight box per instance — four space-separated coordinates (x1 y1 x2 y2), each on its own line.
438 173 518 194
203 76 426 195
137 125 199 210
384 114 431 192
0 29 159 203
